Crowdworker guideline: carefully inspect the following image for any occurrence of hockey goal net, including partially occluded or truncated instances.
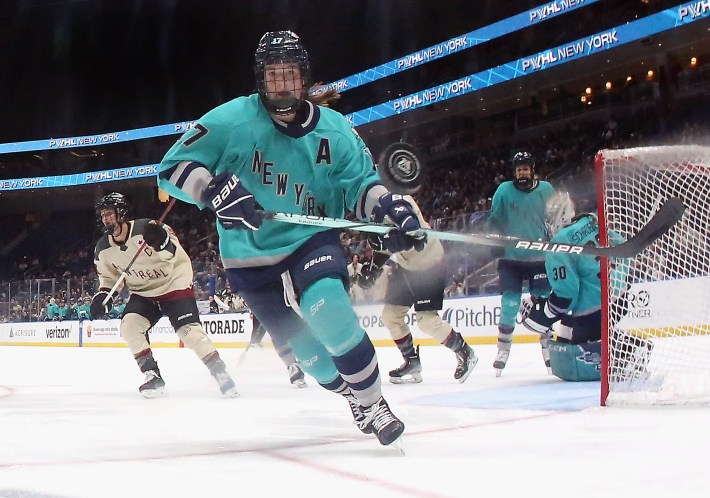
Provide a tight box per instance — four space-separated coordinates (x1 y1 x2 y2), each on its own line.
597 145 710 406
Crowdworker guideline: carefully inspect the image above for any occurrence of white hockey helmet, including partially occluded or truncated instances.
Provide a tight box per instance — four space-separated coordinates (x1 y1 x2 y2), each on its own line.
545 192 575 237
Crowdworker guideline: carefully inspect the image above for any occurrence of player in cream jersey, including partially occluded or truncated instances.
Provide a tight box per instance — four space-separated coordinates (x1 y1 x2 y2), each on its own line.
370 195 478 384
92 192 238 398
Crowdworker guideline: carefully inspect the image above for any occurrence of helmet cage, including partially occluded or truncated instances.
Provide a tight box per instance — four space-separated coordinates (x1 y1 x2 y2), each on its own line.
96 192 129 229
545 192 575 238
511 151 535 190
254 31 310 115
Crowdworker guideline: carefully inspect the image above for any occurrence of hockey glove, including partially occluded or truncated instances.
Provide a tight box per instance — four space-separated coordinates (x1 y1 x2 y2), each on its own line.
202 171 263 230
372 193 426 252
90 291 113 320
142 222 172 251
358 261 384 288
380 228 427 253
521 296 559 334
517 295 537 323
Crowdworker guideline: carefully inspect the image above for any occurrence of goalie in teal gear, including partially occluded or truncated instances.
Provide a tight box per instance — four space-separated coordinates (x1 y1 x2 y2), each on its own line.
158 30 419 446
519 192 651 381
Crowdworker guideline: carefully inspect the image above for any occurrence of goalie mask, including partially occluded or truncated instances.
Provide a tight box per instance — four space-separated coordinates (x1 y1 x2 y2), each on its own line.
545 192 575 238
512 151 535 191
254 30 310 116
96 192 130 233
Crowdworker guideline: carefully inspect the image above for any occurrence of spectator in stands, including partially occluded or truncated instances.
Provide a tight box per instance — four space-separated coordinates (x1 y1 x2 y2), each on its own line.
74 297 92 321
109 297 125 319
45 297 59 321
57 299 71 321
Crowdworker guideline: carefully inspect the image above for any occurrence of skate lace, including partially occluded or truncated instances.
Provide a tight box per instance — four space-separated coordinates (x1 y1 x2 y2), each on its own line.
366 400 396 431
288 363 303 380
456 348 469 368
145 370 159 382
345 394 368 427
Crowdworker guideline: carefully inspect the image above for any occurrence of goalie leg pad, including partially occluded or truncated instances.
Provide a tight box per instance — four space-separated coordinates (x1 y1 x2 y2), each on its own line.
548 340 602 381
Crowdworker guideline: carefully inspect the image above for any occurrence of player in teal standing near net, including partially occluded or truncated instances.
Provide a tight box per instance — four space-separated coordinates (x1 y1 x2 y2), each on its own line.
158 31 426 447
486 151 555 376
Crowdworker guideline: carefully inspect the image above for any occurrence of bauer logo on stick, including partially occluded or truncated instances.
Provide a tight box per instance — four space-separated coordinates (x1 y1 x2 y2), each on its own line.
377 142 427 195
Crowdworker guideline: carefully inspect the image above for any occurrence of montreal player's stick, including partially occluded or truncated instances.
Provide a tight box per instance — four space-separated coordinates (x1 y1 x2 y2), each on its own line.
102 197 177 305
260 197 685 259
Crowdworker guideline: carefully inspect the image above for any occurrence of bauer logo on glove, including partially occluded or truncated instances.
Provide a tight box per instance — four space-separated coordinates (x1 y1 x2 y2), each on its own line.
202 171 264 230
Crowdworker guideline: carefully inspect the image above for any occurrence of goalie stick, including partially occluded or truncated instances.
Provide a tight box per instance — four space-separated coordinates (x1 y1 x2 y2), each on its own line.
260 197 685 259
102 197 177 306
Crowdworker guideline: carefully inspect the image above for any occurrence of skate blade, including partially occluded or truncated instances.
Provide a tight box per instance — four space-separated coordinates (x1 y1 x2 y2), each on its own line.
389 373 423 384
546 367 552 375
391 436 405 456
291 380 308 388
222 387 240 398
495 368 503 378
140 387 166 399
456 355 479 384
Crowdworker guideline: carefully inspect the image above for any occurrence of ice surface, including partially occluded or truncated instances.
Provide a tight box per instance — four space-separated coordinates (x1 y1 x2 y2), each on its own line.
1 343 708 498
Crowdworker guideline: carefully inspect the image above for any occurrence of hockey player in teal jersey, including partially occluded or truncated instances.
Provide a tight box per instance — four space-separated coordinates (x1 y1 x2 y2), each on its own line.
520 192 652 380
158 31 422 446
487 151 555 375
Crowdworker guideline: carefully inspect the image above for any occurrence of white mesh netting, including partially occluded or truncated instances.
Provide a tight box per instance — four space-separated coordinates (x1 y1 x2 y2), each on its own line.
599 145 710 405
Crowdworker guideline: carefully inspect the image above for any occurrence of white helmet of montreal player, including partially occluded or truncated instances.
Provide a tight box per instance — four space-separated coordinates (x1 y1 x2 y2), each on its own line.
254 30 310 116
545 191 575 238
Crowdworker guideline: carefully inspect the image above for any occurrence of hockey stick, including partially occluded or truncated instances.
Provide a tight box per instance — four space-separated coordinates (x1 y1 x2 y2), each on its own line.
235 341 254 369
102 197 177 305
260 197 685 259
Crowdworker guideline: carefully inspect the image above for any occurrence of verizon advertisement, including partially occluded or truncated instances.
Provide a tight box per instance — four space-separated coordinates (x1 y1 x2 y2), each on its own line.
0 322 79 345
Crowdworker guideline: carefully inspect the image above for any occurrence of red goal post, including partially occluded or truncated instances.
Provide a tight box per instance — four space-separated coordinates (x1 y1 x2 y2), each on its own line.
596 145 710 406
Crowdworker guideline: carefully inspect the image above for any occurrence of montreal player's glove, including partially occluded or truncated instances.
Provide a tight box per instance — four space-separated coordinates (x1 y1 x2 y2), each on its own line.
372 193 426 252
202 171 263 230
90 291 113 320
142 222 172 251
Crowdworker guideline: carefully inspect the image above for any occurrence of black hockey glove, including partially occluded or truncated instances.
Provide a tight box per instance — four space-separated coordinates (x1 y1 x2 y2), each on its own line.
202 171 263 230
358 261 383 288
372 193 426 252
521 296 559 334
90 291 113 320
142 222 171 251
